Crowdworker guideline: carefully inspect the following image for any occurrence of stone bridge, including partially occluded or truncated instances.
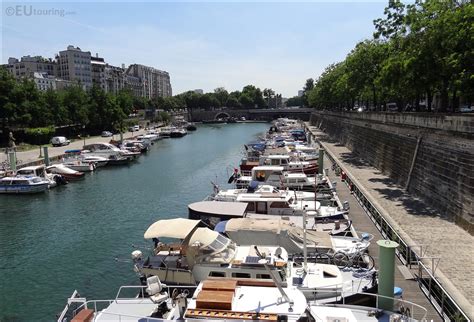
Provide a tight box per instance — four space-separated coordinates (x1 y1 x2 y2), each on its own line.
189 108 313 122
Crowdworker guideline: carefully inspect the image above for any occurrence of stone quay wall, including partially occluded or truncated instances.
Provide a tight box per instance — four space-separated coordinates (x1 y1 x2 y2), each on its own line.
310 111 474 233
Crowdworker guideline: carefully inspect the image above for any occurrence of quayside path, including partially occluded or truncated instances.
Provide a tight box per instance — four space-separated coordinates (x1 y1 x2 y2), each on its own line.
306 123 473 321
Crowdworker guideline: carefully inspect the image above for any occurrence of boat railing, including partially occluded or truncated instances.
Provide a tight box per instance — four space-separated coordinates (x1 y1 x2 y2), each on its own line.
69 285 194 321
310 291 428 321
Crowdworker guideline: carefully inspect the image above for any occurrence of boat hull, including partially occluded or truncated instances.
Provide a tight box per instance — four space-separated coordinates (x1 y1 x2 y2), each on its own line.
0 183 49 194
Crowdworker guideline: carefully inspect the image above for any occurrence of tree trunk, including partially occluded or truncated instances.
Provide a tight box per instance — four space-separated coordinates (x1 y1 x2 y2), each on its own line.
415 92 420 112
426 89 432 112
372 85 377 111
440 78 449 112
451 87 458 112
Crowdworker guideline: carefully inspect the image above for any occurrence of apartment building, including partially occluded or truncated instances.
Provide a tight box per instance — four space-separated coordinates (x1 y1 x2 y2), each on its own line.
126 64 172 99
5 56 56 79
56 45 92 89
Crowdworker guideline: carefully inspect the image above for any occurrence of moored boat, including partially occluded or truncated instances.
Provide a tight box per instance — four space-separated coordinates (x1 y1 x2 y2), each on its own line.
47 164 85 180
0 176 49 194
16 165 67 188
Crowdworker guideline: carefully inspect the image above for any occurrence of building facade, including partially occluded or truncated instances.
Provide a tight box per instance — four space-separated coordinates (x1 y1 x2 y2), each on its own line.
33 72 56 91
126 64 172 99
56 45 92 89
5 56 56 79
104 64 126 95
3 46 172 99
91 55 106 91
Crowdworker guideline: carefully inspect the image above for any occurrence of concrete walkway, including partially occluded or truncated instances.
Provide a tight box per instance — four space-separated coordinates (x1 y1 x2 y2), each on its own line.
306 123 473 320
3 130 147 165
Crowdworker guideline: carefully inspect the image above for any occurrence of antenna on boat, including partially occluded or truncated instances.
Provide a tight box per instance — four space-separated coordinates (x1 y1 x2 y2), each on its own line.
303 205 308 272
254 246 294 311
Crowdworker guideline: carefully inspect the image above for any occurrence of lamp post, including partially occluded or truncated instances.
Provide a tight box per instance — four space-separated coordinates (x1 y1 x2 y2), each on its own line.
82 125 86 147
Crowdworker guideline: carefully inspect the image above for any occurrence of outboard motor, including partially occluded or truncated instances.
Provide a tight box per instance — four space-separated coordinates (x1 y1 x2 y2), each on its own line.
54 174 68 185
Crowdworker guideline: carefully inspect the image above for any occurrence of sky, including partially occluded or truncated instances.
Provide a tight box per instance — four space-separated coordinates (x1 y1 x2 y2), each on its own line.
1 1 388 97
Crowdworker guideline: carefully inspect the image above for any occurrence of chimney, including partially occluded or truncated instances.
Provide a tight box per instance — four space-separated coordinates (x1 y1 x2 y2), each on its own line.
96 53 98 58
122 63 125 69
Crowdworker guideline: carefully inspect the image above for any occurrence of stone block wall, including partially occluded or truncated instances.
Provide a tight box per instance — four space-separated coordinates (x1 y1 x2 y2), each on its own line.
311 111 474 233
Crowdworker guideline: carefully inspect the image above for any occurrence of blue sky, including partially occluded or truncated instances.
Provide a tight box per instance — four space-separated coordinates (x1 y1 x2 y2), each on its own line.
1 1 387 97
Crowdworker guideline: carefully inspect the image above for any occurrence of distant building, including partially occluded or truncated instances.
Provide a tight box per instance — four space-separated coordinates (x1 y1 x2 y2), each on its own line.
5 56 56 79
33 72 56 91
298 90 304 97
3 46 173 98
125 64 172 99
32 72 74 91
104 64 126 95
124 74 143 98
194 89 204 94
91 54 106 90
56 45 92 89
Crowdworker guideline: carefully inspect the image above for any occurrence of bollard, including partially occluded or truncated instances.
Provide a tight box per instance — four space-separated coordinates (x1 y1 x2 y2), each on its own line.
43 147 50 166
318 148 325 174
377 240 399 311
8 152 16 172
120 132 123 143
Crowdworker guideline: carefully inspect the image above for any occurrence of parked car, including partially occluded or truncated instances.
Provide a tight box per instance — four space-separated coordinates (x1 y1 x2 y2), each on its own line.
459 105 473 113
386 103 398 112
128 125 140 132
101 131 113 137
51 136 70 147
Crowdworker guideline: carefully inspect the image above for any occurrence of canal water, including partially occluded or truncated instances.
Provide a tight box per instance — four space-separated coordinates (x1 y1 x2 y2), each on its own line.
0 123 268 321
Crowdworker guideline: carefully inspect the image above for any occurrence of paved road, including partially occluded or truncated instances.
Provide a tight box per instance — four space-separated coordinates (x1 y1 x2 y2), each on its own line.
3 130 147 165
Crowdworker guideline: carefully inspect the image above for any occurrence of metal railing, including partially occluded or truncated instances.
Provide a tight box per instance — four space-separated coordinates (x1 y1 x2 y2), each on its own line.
310 292 428 321
320 143 470 321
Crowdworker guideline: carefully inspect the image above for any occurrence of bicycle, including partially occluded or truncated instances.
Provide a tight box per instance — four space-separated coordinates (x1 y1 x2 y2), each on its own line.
332 249 375 270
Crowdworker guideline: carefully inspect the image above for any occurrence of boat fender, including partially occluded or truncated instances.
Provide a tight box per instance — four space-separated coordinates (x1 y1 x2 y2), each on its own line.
131 250 143 261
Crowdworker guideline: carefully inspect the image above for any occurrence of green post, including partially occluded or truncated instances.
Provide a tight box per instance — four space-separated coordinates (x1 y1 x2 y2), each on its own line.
318 148 325 174
377 240 399 311
43 147 50 166
120 132 123 143
8 152 16 172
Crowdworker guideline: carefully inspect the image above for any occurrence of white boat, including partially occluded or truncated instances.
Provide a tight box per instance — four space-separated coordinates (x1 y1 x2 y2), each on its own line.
216 193 346 220
58 282 184 322
47 164 85 180
261 154 318 174
79 154 109 167
62 160 96 172
59 279 427 322
211 183 335 204
82 143 123 159
0 176 49 194
221 218 370 256
134 219 376 302
159 127 173 138
16 165 66 188
236 166 325 191
170 127 187 138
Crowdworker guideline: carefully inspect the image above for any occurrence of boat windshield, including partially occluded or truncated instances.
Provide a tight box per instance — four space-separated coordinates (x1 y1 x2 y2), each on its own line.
196 234 235 264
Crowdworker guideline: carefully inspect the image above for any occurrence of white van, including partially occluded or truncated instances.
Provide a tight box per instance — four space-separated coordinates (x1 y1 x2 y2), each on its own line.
386 103 398 112
51 136 70 147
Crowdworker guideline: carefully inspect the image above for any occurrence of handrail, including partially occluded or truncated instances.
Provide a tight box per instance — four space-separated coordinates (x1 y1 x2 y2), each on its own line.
310 292 428 321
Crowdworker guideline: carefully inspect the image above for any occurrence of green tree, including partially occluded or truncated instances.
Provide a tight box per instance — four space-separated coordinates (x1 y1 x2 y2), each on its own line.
214 87 229 107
